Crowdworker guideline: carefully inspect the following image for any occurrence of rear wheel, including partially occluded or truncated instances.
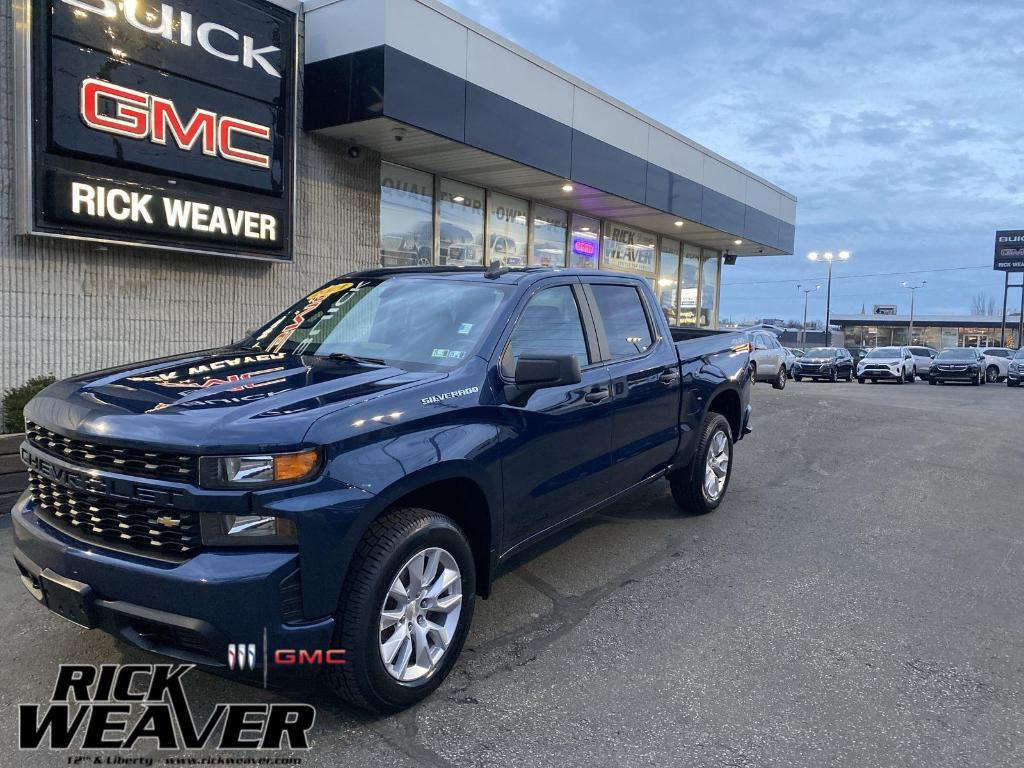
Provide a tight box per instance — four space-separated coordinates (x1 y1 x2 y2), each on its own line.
670 413 733 516
773 365 787 390
325 508 476 713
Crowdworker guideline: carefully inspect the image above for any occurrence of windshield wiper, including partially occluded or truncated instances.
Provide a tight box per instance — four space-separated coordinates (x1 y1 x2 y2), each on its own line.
322 352 388 366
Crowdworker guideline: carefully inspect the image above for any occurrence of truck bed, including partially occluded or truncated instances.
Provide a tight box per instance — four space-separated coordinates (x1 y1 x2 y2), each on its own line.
670 327 750 362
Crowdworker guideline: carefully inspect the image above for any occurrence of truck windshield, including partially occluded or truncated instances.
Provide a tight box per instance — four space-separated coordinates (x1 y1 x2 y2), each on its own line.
248 277 511 370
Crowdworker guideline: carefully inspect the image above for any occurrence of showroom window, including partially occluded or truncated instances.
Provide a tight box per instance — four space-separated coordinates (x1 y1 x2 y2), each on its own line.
657 238 681 324
699 250 721 329
438 178 485 267
602 222 657 283
380 163 434 267
532 205 567 267
569 214 601 268
679 243 702 326
590 284 654 359
488 192 530 267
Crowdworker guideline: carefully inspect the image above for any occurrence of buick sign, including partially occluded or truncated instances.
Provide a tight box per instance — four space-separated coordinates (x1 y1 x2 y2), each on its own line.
17 0 297 261
995 230 1024 272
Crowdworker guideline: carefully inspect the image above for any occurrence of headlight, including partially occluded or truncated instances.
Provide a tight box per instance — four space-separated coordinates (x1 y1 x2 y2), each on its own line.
199 448 321 489
200 513 298 547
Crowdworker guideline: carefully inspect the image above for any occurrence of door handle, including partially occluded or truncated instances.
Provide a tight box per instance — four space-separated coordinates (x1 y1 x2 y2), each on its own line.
584 386 610 403
659 370 681 386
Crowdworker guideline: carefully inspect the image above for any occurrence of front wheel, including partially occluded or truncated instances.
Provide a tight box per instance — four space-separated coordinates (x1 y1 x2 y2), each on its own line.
829 368 838 383
325 508 476 713
986 366 999 383
858 377 865 384
794 375 803 382
670 413 733 516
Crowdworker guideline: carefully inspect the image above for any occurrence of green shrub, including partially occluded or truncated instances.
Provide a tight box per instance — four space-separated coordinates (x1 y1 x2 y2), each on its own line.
2 375 57 434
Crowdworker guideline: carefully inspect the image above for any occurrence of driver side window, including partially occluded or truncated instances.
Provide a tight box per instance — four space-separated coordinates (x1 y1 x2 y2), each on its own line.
502 286 590 378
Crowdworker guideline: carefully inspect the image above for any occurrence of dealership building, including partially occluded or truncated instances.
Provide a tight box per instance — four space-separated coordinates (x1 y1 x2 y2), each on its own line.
0 0 796 428
833 314 1023 350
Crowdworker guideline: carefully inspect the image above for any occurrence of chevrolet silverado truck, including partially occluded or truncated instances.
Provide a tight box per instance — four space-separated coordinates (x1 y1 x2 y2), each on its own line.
11 266 752 713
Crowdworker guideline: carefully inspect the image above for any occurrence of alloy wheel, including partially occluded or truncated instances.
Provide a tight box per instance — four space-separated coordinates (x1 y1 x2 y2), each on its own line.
379 547 463 683
703 431 730 502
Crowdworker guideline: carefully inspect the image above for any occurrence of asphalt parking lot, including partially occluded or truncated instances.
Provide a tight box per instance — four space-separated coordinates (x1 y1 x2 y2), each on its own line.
2 380 1023 767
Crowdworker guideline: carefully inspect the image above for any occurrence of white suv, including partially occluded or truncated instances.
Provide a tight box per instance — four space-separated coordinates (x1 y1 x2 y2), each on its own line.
976 347 1014 383
857 346 916 384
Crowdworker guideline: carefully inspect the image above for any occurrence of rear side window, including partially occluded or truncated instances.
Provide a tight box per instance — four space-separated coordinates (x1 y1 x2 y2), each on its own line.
503 286 590 376
591 285 654 359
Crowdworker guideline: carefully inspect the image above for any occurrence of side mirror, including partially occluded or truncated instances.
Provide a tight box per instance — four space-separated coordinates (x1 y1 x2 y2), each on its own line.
505 354 581 404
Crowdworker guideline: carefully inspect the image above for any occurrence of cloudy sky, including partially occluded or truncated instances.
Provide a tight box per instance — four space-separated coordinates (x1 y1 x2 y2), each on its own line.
445 0 1023 323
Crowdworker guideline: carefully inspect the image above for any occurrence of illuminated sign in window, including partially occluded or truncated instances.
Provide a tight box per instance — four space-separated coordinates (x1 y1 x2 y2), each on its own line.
572 239 597 257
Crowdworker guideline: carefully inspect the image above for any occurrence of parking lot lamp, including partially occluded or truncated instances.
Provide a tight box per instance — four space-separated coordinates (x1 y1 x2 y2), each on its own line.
807 251 851 346
902 281 926 344
798 284 821 346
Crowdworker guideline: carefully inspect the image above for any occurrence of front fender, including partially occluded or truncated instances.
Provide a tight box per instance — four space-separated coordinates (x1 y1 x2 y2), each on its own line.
302 423 504 616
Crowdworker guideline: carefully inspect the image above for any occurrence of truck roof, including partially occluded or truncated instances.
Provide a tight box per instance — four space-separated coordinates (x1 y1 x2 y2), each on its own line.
346 265 631 286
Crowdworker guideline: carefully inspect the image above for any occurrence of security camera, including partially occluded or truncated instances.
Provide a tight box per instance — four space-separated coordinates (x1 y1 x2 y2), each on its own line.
393 127 407 143
347 146 361 159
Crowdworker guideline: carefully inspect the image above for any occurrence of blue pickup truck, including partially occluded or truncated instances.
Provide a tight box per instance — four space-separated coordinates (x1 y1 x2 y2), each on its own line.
12 266 752 712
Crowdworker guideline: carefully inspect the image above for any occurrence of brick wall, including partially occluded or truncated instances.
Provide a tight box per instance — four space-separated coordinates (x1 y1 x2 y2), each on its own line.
0 3 382 432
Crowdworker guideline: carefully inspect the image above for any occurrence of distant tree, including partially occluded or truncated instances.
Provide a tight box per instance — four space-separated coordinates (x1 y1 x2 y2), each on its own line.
971 292 996 316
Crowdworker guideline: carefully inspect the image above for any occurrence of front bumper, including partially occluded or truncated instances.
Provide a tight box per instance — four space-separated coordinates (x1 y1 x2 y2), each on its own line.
1008 369 1022 383
795 365 832 378
859 368 901 379
929 369 979 382
12 493 335 689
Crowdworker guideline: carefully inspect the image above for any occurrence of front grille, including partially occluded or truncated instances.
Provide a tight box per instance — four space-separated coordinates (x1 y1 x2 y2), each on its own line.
26 422 198 484
29 470 203 560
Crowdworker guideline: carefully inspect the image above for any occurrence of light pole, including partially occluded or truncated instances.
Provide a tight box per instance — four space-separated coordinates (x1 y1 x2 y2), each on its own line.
902 281 926 344
807 250 851 346
798 284 821 347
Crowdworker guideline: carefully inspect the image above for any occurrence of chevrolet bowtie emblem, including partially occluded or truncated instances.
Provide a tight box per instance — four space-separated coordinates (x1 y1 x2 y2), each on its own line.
156 516 181 528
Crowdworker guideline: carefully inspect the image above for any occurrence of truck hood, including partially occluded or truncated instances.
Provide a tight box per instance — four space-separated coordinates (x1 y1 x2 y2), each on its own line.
25 348 446 453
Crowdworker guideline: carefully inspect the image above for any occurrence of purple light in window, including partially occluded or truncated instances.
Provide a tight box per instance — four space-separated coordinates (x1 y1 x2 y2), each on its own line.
572 239 597 257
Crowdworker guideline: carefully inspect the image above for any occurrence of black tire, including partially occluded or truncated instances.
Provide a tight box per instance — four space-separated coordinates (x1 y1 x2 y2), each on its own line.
845 368 854 382
896 372 904 385
929 379 937 385
324 507 476 713
772 365 787 390
669 413 734 516
986 366 999 384
794 375 803 382
1009 380 1020 388
858 377 865 384
749 363 757 386
972 372 981 386
906 368 915 383
829 368 838 383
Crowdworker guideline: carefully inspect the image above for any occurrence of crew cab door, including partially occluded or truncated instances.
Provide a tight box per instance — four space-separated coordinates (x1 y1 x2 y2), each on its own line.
498 280 614 546
583 279 682 488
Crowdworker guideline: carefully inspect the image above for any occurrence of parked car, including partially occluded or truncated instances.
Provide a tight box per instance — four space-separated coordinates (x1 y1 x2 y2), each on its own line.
793 347 855 382
857 346 916 384
11 267 752 714
1008 347 1024 387
745 329 788 389
907 346 937 380
977 347 1014 383
928 347 986 386
781 347 800 375
847 346 869 369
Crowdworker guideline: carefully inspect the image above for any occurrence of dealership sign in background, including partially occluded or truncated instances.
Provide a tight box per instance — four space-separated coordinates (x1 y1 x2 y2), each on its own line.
994 231 1024 272
16 0 297 261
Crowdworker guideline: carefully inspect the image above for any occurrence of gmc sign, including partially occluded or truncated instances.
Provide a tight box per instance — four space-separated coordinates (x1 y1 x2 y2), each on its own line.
17 0 296 261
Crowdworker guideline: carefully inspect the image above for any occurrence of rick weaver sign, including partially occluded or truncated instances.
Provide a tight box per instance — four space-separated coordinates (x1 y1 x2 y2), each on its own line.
18 0 297 261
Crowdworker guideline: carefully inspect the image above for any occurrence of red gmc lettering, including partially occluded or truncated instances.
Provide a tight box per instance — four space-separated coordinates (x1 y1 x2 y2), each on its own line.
273 649 346 666
81 78 271 169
